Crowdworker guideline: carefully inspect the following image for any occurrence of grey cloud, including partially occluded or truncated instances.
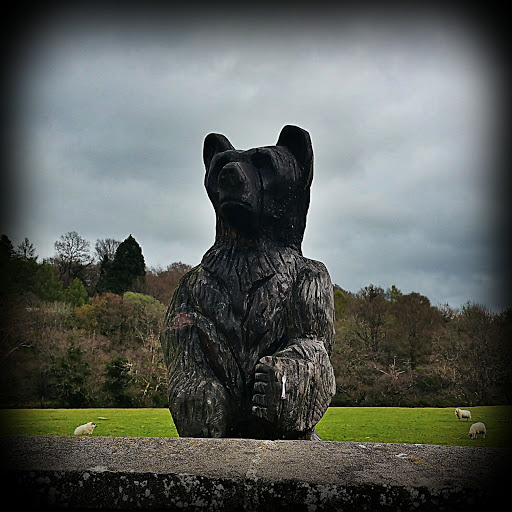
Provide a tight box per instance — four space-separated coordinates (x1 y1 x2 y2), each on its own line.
4 5 507 311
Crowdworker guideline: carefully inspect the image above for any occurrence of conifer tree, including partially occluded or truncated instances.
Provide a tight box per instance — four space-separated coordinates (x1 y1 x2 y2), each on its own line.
108 235 146 295
94 254 114 295
63 278 88 307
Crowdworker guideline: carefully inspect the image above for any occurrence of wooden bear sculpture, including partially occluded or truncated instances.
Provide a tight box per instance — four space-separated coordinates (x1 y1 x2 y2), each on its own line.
161 125 336 440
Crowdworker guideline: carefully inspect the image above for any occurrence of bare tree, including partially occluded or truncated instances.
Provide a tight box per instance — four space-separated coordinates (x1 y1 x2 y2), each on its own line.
389 292 440 370
433 303 503 405
95 238 120 263
349 284 388 354
143 262 192 305
51 231 93 288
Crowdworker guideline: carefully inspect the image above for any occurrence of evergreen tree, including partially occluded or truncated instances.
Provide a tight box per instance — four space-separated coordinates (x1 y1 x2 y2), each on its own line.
103 356 133 407
32 262 64 302
0 234 15 296
15 238 37 260
94 253 114 295
333 288 348 320
388 284 403 302
108 235 146 295
49 344 91 407
0 234 14 258
63 278 89 307
94 238 120 295
0 235 62 300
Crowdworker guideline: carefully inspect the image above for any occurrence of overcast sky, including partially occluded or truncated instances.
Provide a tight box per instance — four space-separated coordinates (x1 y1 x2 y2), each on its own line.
3 5 508 311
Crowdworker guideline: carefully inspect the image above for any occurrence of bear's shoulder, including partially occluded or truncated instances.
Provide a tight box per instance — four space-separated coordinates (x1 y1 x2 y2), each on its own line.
296 257 331 282
295 257 334 312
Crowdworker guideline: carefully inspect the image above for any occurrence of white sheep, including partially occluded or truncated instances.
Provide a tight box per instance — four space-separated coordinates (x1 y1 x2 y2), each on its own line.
73 421 97 435
468 422 486 440
455 408 471 421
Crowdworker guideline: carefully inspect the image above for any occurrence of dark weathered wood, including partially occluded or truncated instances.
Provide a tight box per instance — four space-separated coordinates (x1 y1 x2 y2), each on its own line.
160 125 336 440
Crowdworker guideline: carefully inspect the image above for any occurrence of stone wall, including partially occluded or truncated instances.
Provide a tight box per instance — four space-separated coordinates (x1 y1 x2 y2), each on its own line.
0 436 507 510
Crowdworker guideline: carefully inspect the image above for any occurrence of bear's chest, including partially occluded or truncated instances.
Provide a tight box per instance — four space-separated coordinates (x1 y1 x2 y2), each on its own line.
193 246 300 351
195 265 292 335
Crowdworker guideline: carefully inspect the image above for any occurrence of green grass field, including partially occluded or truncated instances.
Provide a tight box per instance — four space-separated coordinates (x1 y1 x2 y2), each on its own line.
1 406 510 447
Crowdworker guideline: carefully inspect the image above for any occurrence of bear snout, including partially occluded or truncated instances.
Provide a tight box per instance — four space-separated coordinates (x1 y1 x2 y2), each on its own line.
217 162 261 231
218 162 246 191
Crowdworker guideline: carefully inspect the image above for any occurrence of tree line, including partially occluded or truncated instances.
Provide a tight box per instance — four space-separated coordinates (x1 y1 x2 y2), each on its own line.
0 232 511 409
331 285 511 407
0 232 190 407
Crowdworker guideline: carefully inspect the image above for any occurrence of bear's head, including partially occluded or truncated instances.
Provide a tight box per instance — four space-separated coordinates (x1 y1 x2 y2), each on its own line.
203 125 313 251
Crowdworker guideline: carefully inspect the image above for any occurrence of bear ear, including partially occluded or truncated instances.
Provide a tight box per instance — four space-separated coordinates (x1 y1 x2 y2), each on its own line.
203 133 234 171
276 125 313 184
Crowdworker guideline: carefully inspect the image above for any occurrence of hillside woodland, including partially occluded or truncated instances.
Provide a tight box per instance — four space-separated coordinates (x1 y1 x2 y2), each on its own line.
1 232 511 408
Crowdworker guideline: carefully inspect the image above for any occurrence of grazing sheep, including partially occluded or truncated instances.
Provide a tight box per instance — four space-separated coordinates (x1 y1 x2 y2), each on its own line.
73 421 97 435
455 408 471 421
469 422 486 440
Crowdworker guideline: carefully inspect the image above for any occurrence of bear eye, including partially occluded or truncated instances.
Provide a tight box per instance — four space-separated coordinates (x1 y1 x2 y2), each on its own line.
209 154 233 175
252 151 272 169
210 154 225 169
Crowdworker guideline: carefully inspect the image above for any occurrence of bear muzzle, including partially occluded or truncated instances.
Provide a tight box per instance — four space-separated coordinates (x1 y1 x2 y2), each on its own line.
218 161 261 230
